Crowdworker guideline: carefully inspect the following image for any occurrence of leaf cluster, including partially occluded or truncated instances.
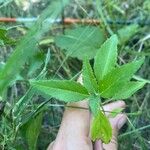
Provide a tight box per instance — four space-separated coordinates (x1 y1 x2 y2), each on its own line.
31 34 146 143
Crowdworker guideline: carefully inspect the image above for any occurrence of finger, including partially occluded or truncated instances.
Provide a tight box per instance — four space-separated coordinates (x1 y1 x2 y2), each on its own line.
59 100 90 137
103 100 126 116
52 103 91 150
47 141 54 150
103 114 127 150
94 101 127 150
94 140 103 150
109 113 127 129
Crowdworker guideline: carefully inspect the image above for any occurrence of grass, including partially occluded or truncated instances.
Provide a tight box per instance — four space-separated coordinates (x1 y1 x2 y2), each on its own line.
0 0 150 149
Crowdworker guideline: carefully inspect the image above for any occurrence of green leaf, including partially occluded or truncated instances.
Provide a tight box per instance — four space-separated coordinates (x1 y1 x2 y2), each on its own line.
99 58 145 97
27 52 45 78
0 28 15 45
83 58 98 94
117 24 139 44
89 95 100 116
112 81 146 99
55 26 105 60
94 35 118 82
91 110 112 143
0 62 5 70
31 80 89 102
21 112 43 150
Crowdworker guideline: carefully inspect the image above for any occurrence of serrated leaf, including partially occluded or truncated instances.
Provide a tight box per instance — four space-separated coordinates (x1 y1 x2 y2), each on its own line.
100 81 146 99
21 112 43 150
83 58 98 94
89 95 100 116
55 26 105 60
91 110 112 143
31 80 89 102
94 35 118 82
112 81 146 99
99 58 145 97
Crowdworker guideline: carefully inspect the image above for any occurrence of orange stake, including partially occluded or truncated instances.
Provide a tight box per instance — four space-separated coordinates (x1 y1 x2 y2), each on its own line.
0 17 16 22
64 18 100 25
0 17 100 25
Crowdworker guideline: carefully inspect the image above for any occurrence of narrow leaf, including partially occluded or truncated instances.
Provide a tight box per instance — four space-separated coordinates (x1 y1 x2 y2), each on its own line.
31 80 89 102
91 110 112 143
83 58 98 94
21 112 43 150
94 35 118 82
112 81 146 99
99 58 145 97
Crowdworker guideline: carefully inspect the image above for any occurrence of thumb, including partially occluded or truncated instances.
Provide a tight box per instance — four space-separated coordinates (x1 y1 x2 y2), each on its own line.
94 101 127 150
103 113 127 150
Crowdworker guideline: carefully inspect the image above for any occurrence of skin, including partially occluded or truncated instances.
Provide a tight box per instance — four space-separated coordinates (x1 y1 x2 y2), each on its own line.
47 77 127 150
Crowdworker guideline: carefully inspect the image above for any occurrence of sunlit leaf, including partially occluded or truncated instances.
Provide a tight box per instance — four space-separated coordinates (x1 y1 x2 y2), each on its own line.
94 35 118 82
91 110 112 143
83 58 98 94
112 81 146 99
31 80 89 102
99 58 145 97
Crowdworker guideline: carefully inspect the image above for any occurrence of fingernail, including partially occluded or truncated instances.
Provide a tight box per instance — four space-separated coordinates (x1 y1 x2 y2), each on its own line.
117 116 126 129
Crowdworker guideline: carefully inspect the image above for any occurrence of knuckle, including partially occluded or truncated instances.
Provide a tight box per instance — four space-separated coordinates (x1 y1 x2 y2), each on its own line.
118 100 126 107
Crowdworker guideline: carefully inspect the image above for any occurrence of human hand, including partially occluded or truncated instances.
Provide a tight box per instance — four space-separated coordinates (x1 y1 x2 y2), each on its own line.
47 77 127 150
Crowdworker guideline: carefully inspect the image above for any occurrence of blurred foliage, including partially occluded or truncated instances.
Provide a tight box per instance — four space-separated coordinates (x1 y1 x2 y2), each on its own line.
0 28 16 46
55 26 106 60
21 112 43 150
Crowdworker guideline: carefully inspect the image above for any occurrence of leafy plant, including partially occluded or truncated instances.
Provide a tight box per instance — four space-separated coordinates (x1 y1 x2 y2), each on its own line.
31 34 146 143
0 0 69 96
